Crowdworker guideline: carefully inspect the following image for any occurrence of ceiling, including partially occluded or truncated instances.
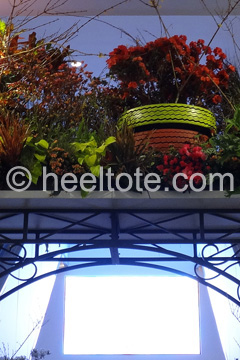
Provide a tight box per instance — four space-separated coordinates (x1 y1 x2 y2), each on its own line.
1 0 240 17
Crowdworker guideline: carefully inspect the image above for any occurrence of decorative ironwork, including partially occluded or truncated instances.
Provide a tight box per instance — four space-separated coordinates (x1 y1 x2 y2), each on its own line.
0 205 240 304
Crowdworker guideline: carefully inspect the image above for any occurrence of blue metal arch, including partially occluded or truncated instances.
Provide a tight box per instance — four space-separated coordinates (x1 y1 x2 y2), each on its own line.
0 205 240 305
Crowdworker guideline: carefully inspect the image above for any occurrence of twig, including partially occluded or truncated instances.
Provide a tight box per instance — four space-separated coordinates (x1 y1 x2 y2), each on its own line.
11 319 42 359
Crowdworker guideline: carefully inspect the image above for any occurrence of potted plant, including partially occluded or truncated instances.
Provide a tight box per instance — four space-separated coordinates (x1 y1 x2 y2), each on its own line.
107 35 235 151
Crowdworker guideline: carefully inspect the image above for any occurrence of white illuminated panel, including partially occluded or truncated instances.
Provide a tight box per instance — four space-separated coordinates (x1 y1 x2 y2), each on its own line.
64 276 200 355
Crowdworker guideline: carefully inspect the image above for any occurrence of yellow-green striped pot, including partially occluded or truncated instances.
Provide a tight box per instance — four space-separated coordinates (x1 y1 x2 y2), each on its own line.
118 103 216 152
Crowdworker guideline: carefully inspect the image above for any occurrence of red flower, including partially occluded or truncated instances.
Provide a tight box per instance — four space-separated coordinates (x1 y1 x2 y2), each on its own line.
157 164 164 171
163 154 169 165
179 144 191 156
163 168 170 175
213 47 227 59
180 160 187 167
193 175 203 185
128 82 138 89
212 94 222 104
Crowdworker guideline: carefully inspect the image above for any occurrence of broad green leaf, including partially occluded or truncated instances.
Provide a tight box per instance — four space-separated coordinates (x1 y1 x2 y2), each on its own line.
30 162 43 184
104 136 116 146
77 155 85 165
96 144 106 153
26 136 33 144
85 154 97 167
90 165 100 177
35 139 49 149
34 153 46 162
72 142 86 152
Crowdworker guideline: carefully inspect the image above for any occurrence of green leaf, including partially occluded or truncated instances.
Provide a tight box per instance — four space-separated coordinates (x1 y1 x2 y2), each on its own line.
26 136 33 144
85 154 97 167
90 165 100 177
77 155 85 165
81 188 89 198
104 136 116 146
34 153 46 162
35 139 49 150
29 162 43 184
72 142 88 152
96 144 106 154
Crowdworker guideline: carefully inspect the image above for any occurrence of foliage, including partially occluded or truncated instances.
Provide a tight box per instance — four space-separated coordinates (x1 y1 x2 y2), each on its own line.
81 77 125 130
109 122 156 179
209 106 240 162
207 106 240 193
0 114 29 167
0 20 94 137
72 135 116 177
21 137 49 184
107 35 235 117
0 10 239 195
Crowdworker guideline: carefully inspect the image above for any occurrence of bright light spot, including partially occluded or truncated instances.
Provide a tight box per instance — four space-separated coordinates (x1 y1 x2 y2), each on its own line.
71 61 82 67
64 276 200 355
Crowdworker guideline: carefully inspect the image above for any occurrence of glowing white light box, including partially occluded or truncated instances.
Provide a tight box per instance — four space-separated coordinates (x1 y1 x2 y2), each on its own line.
64 276 200 355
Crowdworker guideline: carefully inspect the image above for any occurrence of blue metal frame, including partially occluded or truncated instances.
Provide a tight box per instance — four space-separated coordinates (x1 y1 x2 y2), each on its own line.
0 207 240 304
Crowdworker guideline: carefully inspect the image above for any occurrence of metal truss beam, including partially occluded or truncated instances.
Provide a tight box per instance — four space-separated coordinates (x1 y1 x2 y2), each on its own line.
0 207 240 305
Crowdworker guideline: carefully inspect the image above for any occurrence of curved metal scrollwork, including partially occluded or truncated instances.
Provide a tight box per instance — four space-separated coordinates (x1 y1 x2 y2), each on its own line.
0 244 27 265
193 243 240 303
0 243 38 282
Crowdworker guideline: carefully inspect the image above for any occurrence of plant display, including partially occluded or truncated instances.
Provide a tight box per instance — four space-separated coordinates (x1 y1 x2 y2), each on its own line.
0 19 96 139
0 0 239 196
107 35 235 120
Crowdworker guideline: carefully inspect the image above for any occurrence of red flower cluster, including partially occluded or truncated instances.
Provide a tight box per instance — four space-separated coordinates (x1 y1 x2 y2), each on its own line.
107 35 235 109
156 144 211 189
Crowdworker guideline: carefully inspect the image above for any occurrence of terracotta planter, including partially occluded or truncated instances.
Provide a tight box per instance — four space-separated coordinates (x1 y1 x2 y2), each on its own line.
118 104 216 152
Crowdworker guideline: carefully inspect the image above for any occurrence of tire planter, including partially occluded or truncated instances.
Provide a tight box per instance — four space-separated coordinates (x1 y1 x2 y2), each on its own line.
118 103 216 152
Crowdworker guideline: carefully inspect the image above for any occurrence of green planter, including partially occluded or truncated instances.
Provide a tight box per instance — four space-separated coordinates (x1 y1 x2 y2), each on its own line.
118 103 216 152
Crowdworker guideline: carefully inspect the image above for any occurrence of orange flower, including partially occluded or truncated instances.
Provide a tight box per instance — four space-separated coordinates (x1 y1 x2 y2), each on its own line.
133 56 143 62
228 64 235 72
128 81 138 89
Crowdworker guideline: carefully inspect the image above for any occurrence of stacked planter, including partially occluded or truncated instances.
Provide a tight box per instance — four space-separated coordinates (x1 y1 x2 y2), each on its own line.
118 104 216 152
